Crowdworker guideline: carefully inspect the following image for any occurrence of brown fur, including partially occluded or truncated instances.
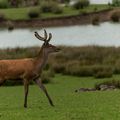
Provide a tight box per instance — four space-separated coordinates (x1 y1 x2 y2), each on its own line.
0 59 34 82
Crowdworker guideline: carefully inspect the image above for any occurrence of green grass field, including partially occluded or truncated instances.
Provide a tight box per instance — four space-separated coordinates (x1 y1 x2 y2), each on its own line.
0 74 120 120
0 4 110 20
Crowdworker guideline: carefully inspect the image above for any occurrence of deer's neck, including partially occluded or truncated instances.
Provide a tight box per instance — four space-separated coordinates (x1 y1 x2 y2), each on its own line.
34 48 48 74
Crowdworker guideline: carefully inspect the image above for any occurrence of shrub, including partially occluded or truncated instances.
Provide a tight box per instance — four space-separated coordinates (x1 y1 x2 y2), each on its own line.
93 65 113 78
73 0 90 9
64 64 80 76
94 7 98 12
41 74 51 84
40 1 54 13
28 8 40 19
92 16 100 25
3 80 23 86
41 69 54 84
52 62 65 73
52 5 63 14
7 21 14 31
63 63 113 78
60 0 70 4
114 65 120 74
108 2 111 6
63 61 93 76
80 10 87 15
0 13 6 21
8 0 21 8
0 0 9 8
48 68 55 77
3 78 34 86
110 10 120 22
68 66 93 76
112 0 120 6
40 1 63 13
94 71 113 78
95 80 120 90
114 59 120 74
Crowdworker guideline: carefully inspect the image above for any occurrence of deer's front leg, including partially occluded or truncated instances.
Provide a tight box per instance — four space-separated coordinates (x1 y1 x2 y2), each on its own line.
23 80 29 108
34 78 54 106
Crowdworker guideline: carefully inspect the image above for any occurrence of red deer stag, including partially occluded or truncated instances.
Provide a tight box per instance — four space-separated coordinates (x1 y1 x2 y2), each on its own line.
0 30 60 108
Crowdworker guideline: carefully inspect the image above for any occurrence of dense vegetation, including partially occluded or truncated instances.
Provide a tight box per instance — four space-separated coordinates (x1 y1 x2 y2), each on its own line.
49 46 120 78
73 0 90 9
1 46 120 81
112 0 120 6
110 10 120 22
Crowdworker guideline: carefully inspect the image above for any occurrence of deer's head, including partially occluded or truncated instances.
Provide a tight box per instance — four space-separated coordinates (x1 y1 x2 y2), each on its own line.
34 30 60 55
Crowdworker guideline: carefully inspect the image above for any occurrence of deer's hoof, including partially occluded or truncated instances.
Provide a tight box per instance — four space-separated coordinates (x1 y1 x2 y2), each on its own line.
50 101 54 107
24 104 27 108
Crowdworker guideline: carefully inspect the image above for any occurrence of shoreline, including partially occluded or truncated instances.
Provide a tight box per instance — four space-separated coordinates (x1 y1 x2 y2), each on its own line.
0 9 113 28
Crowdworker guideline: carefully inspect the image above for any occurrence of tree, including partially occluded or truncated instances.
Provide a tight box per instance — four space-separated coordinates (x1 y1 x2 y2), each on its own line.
73 0 90 9
112 0 120 6
8 0 21 7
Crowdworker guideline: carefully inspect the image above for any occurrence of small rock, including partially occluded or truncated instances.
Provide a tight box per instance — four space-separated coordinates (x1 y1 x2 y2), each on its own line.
87 88 97 91
75 88 97 92
99 85 108 91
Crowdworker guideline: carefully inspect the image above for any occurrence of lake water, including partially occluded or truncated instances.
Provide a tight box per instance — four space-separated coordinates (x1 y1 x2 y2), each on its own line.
90 0 112 4
70 0 112 4
0 22 120 48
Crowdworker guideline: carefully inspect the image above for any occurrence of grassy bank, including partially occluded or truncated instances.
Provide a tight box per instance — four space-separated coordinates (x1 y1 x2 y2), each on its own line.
0 74 120 120
0 4 111 20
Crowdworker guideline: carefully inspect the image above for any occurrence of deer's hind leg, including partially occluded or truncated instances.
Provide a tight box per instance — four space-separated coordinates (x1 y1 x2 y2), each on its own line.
23 79 29 108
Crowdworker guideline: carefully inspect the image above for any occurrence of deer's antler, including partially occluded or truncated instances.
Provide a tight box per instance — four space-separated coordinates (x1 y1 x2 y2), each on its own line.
34 29 52 42
47 33 52 42
34 29 47 41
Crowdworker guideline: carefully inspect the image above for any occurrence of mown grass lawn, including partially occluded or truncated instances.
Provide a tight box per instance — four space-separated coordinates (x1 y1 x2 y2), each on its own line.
0 4 110 20
0 74 120 120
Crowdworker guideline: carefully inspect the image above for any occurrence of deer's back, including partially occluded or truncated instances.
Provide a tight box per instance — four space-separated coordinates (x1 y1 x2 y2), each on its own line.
0 58 35 80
